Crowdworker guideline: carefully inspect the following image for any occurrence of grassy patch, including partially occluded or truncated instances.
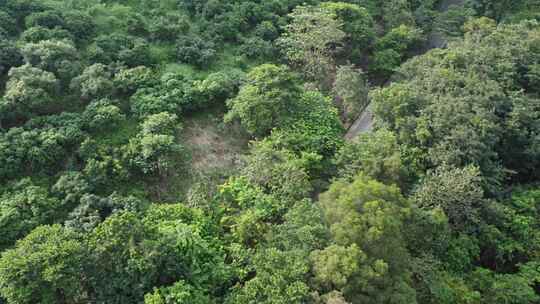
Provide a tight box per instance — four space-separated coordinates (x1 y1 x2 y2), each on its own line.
162 105 250 202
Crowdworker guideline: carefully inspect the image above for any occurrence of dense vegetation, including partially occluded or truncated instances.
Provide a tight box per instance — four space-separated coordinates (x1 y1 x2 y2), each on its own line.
0 0 539 303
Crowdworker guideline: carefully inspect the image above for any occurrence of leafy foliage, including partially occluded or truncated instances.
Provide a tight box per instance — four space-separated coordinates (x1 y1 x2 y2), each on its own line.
0 1 539 304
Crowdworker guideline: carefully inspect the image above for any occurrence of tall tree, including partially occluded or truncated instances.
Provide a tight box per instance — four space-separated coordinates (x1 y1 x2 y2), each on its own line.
278 5 345 88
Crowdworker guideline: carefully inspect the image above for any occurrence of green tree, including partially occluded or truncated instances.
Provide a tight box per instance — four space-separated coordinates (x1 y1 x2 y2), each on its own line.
0 10 17 37
126 131 180 176
140 111 179 136
433 5 475 37
334 129 403 185
318 174 416 304
144 281 210 304
114 66 157 95
183 69 245 111
372 24 423 77
1 64 58 119
25 10 65 29
124 112 183 178
176 34 216 68
52 171 91 207
264 90 344 159
241 140 313 202
238 37 275 59
147 11 190 41
88 34 154 67
372 20 540 189
20 39 81 81
65 193 146 232
80 139 129 190
0 40 22 75
130 87 181 118
86 211 170 302
61 10 95 42
469 268 539 304
382 0 415 29
81 99 125 132
4 0 47 24
70 63 114 101
218 177 284 246
480 187 540 269
244 199 329 304
0 179 65 250
227 248 311 304
413 165 484 232
0 225 87 304
320 2 375 55
470 0 526 21
0 114 83 178
20 26 74 44
88 205 227 303
265 199 330 252
311 244 364 290
225 64 301 137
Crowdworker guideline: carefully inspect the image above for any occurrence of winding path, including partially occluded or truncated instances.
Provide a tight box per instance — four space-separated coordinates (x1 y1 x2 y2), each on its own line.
345 0 465 140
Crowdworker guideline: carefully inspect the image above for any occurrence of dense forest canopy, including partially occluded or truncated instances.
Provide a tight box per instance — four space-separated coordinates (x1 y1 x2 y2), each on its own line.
0 0 539 303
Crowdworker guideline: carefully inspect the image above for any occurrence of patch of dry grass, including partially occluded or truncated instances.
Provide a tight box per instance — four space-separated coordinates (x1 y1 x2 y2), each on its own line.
161 106 250 203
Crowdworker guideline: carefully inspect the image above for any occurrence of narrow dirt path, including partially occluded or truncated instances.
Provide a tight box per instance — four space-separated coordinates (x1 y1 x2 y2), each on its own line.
344 105 373 140
345 0 464 140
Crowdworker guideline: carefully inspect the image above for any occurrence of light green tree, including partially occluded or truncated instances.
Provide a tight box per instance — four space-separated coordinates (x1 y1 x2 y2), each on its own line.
278 5 345 88
318 174 416 304
0 225 87 304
